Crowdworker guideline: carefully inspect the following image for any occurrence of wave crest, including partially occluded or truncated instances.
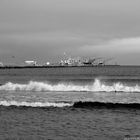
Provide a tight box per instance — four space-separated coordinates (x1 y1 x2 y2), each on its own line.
0 79 140 92
0 101 72 107
1 100 140 109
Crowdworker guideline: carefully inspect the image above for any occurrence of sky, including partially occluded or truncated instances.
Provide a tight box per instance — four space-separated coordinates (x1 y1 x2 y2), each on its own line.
0 0 140 65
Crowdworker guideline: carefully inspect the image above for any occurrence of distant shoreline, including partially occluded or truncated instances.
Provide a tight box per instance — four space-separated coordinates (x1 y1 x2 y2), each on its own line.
0 65 135 69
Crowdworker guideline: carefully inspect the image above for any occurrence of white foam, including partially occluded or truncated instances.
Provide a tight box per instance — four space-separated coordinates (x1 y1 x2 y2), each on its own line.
0 101 72 107
0 79 140 92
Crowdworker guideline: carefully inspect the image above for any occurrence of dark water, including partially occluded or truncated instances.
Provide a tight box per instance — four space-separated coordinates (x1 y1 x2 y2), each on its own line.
0 66 140 140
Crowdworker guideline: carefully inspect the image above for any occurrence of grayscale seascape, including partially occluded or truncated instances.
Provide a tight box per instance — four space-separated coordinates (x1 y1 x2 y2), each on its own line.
1 0 140 140
0 67 140 140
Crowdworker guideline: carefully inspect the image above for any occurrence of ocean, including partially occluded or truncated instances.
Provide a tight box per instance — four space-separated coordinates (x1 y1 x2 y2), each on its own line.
0 66 140 140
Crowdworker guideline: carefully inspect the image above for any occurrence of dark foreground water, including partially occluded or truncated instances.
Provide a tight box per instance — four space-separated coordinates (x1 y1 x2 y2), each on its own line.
1 106 140 140
0 66 140 140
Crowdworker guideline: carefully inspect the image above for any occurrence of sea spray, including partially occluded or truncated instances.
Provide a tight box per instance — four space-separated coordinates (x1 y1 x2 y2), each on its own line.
0 79 140 92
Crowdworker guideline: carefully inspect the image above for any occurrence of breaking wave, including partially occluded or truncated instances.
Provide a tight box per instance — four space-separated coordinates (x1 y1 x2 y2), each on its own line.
1 100 140 109
0 101 72 107
0 79 140 92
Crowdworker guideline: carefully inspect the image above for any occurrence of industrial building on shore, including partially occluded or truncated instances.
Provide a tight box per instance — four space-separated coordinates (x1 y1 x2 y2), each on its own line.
0 56 118 68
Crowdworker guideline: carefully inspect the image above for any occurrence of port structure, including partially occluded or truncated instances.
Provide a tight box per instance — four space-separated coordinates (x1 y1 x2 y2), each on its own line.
59 56 114 66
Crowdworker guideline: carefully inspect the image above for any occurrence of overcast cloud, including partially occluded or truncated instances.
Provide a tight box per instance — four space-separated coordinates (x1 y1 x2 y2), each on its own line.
0 0 140 65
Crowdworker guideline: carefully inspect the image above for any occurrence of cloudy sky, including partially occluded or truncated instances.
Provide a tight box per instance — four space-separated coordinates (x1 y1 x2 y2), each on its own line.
0 0 140 65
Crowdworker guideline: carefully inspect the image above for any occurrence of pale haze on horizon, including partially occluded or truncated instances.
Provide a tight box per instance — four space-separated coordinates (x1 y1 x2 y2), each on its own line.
0 0 140 65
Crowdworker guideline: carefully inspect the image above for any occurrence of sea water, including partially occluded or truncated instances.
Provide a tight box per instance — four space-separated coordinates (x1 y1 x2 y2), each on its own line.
0 66 140 140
